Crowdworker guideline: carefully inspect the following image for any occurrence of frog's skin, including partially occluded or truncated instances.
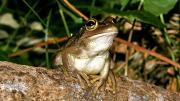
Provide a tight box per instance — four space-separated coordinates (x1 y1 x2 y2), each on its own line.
54 16 118 92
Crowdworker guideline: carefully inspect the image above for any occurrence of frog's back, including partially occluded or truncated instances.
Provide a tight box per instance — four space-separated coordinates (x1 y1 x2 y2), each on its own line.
64 27 85 48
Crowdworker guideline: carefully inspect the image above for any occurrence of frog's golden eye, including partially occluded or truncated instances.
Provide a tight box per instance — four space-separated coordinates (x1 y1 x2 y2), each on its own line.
85 19 98 31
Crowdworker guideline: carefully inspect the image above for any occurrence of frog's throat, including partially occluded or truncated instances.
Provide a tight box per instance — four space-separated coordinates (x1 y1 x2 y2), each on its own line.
89 32 118 39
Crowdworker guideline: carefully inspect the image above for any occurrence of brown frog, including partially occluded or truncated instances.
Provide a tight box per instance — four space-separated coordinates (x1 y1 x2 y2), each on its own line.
54 16 118 93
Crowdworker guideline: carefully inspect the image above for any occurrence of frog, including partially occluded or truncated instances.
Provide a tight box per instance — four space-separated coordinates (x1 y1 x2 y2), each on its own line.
54 16 118 93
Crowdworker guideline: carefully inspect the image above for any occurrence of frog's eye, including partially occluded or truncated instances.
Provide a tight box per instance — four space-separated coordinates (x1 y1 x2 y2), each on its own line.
85 19 98 31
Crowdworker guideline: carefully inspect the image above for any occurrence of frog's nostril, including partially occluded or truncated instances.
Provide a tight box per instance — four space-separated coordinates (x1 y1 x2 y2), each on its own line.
112 18 117 24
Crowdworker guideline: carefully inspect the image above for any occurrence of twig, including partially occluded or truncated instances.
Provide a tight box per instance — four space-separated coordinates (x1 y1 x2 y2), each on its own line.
115 37 180 69
8 37 68 57
63 0 89 21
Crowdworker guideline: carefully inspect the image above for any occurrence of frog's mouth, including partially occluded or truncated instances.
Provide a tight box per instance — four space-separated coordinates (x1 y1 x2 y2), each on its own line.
86 32 117 52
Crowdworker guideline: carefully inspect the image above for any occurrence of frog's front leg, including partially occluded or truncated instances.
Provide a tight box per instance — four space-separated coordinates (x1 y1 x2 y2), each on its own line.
54 52 69 76
90 59 110 92
106 59 116 93
106 70 116 93
90 59 116 93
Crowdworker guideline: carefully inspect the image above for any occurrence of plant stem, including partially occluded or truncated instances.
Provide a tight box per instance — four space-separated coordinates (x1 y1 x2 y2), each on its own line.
44 10 52 68
0 0 7 13
22 0 45 26
124 0 144 76
57 1 71 37
160 14 172 46
3 29 18 51
90 0 96 18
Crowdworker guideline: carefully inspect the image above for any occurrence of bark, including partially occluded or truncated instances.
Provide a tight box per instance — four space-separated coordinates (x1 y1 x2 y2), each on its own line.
0 61 179 101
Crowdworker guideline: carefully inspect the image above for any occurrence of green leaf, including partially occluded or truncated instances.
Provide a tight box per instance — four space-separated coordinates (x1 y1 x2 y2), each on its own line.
77 6 165 29
120 0 130 11
144 0 178 16
123 10 165 29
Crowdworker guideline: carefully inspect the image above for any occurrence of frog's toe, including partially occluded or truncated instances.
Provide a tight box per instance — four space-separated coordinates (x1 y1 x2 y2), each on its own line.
106 71 116 93
90 72 116 93
90 76 102 83
90 76 106 92
77 72 92 87
93 79 104 94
